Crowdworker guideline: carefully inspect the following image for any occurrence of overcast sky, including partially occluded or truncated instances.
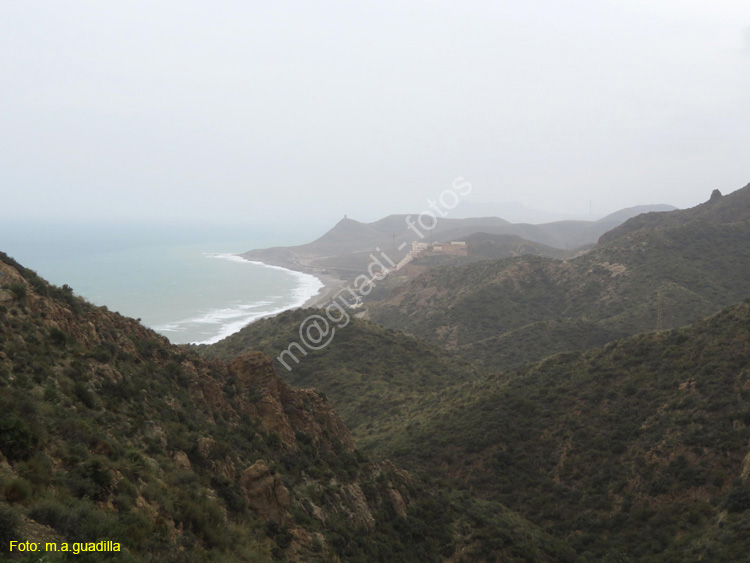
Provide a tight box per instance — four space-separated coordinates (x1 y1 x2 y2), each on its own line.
2 1 749 230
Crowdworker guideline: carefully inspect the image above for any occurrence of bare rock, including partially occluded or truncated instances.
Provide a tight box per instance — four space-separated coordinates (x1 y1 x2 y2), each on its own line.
388 487 408 518
343 482 375 529
173 451 192 472
229 352 356 451
741 450 750 484
197 437 215 459
210 457 236 481
240 460 290 523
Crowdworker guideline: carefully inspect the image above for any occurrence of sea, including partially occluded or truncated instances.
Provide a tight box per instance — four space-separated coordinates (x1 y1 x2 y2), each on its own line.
0 221 323 345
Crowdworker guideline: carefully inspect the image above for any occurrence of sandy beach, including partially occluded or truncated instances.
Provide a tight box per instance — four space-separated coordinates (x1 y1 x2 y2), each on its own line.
300 271 347 308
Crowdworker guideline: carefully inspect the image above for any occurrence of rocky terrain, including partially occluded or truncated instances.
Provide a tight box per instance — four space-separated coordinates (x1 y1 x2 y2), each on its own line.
0 252 572 562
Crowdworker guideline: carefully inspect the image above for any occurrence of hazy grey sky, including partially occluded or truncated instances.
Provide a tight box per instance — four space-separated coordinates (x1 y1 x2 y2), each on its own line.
2 1 749 229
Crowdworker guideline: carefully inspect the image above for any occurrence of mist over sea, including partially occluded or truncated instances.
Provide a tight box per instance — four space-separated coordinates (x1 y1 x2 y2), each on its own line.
0 221 322 345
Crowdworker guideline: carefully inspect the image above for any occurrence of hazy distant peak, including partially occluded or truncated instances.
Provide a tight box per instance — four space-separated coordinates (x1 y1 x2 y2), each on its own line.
598 182 750 245
596 204 677 225
332 216 365 228
451 200 586 224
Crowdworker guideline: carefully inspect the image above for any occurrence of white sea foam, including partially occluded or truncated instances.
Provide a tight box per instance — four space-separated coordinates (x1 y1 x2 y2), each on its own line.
170 253 324 345
233 256 325 306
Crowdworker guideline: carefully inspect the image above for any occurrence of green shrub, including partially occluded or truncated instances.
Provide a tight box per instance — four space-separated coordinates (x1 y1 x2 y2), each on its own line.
725 485 750 513
3 478 32 503
0 411 39 461
0 503 20 552
73 382 96 409
89 342 116 362
49 327 67 347
211 476 247 514
67 459 112 501
28 500 68 532
17 453 53 486
29 499 118 542
6 283 27 301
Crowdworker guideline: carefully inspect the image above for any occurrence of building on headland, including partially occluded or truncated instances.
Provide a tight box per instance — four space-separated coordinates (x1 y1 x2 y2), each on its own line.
409 240 466 257
384 240 469 277
432 241 467 256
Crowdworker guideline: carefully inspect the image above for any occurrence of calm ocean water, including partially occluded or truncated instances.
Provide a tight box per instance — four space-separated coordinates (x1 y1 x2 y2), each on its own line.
0 222 322 345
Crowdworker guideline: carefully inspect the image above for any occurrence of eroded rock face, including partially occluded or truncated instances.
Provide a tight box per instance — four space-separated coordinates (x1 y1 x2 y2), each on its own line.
388 487 408 518
240 460 290 523
228 352 356 452
741 450 750 484
341 482 375 529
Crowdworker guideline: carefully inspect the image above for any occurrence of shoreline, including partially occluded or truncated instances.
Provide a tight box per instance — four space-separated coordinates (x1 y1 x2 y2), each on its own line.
176 255 345 346
236 254 346 310
300 272 346 308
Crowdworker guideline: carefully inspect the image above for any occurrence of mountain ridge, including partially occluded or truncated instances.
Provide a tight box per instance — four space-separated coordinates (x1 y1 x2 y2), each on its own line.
366 183 750 370
599 182 750 245
241 204 676 281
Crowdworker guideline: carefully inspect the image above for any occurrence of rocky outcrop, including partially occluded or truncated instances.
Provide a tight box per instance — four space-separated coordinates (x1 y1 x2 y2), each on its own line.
173 451 192 472
388 487 408 518
240 460 291 523
229 352 355 451
741 450 750 484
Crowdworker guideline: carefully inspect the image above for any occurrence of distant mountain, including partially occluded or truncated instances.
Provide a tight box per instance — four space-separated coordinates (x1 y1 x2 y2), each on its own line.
594 203 678 239
362 301 750 561
366 183 750 370
450 200 590 223
451 200 676 224
600 184 750 244
242 203 676 280
0 251 573 562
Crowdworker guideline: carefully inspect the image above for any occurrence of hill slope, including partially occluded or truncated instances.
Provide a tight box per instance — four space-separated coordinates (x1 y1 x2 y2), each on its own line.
367 184 750 369
0 252 572 562
196 309 479 438
599 184 750 245
363 301 750 561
